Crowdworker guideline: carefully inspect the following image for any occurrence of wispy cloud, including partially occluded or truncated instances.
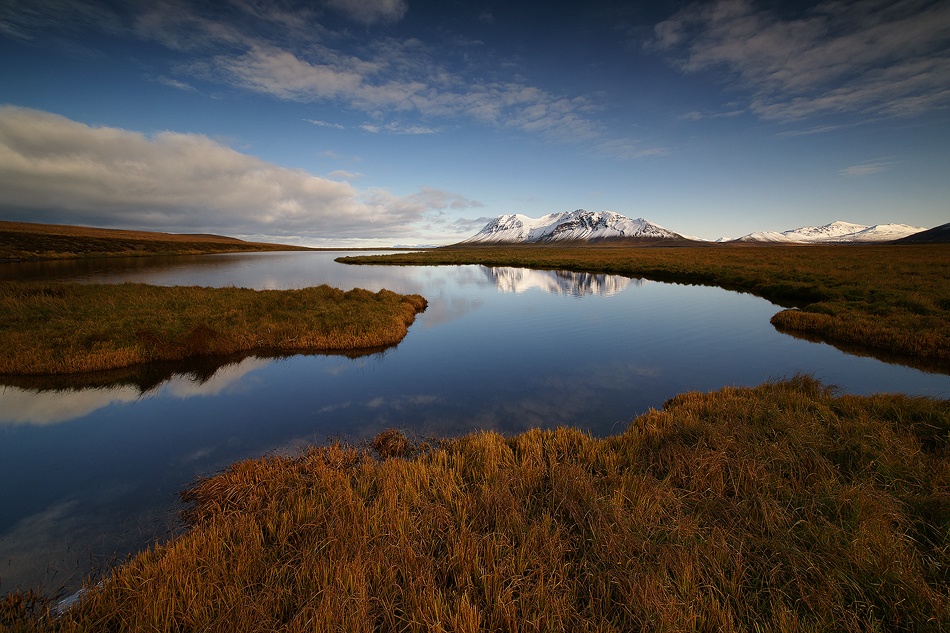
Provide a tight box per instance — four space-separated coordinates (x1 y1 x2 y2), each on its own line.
360 122 437 134
651 0 950 122
679 109 744 121
839 159 895 177
328 169 364 180
153 75 197 92
0 106 479 240
305 118 345 129
326 0 408 25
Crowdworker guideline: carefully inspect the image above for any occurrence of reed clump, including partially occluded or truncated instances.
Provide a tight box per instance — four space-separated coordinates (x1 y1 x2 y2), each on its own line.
0 282 427 375
41 377 949 632
340 244 950 369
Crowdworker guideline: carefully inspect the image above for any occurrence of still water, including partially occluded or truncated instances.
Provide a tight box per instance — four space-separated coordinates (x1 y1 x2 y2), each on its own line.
2 251 948 594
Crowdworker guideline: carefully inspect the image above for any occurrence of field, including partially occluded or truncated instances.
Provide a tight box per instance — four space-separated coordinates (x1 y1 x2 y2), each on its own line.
9 377 947 632
340 243 950 371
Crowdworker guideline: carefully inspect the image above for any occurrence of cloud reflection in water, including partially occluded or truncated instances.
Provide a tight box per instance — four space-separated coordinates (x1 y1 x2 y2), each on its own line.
0 357 271 426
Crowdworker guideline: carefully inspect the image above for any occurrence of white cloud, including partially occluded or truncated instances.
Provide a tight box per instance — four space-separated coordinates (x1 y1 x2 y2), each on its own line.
652 0 950 122
328 169 364 180
0 106 479 240
306 118 345 129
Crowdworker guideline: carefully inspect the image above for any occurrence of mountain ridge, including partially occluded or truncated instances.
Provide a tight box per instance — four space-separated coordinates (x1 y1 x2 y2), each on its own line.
459 209 687 244
459 212 929 245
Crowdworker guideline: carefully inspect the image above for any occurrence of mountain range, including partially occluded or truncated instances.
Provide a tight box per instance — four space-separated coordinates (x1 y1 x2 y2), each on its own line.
459 210 930 245
460 210 684 244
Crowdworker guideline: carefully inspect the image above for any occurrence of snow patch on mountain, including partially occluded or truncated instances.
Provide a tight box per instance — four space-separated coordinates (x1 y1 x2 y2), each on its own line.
461 209 682 244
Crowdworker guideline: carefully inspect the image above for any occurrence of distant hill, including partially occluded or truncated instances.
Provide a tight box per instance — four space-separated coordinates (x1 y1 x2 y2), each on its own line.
0 220 312 262
892 222 950 244
459 210 694 245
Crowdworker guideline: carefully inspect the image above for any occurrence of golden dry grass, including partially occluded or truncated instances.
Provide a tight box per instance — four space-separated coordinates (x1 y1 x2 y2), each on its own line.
0 283 427 375
340 244 950 369
29 377 948 632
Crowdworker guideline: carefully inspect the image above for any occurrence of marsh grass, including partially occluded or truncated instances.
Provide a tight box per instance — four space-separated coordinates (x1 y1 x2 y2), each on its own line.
33 377 948 632
340 244 950 369
0 220 313 262
0 282 427 375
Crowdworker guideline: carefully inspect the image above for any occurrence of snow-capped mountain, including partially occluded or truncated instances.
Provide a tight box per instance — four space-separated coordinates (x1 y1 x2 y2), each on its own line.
461 209 684 244
735 221 926 243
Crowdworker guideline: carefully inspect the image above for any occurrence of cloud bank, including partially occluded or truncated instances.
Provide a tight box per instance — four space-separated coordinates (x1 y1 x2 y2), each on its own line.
0 106 479 242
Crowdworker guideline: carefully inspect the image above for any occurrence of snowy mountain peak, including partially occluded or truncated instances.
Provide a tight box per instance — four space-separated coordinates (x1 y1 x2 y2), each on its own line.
461 209 683 244
735 220 926 243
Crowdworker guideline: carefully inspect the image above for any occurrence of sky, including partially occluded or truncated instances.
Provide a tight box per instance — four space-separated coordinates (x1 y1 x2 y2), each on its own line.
0 0 947 246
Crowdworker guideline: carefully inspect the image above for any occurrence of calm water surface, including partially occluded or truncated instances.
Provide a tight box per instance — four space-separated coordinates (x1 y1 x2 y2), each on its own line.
2 251 948 594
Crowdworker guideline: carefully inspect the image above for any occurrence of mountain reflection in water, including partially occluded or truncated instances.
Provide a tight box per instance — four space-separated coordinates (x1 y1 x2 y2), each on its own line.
485 266 638 297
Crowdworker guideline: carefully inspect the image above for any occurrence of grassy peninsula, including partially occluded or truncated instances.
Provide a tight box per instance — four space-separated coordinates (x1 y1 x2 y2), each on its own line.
340 244 950 370
13 377 947 631
0 283 427 375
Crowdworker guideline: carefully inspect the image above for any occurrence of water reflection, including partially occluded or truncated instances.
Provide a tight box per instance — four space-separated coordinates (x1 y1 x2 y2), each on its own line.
484 266 638 296
0 357 271 426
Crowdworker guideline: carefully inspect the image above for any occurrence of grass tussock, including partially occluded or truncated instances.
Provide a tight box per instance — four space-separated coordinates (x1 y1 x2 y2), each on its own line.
340 244 950 369
40 377 949 632
0 220 313 262
0 283 427 375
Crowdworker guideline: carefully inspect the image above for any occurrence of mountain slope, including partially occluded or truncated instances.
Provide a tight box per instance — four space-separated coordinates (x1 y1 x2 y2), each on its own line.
892 222 950 244
460 210 684 244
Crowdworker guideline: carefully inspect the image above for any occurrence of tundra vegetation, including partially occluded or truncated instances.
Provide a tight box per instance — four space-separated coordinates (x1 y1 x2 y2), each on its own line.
340 244 950 369
0 283 428 375
7 377 948 631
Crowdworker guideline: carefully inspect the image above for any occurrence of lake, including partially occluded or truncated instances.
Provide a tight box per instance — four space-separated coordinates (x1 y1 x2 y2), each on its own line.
2 251 948 594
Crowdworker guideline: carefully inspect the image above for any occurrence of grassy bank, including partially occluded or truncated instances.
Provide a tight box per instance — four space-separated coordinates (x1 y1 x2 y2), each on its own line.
0 282 427 375
0 220 313 262
9 377 944 631
340 244 950 369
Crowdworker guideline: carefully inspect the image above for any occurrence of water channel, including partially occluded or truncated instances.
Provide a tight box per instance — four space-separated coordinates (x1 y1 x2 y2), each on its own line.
2 251 948 594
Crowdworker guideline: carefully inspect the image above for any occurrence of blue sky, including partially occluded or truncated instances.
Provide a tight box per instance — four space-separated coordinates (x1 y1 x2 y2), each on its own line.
0 0 947 245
